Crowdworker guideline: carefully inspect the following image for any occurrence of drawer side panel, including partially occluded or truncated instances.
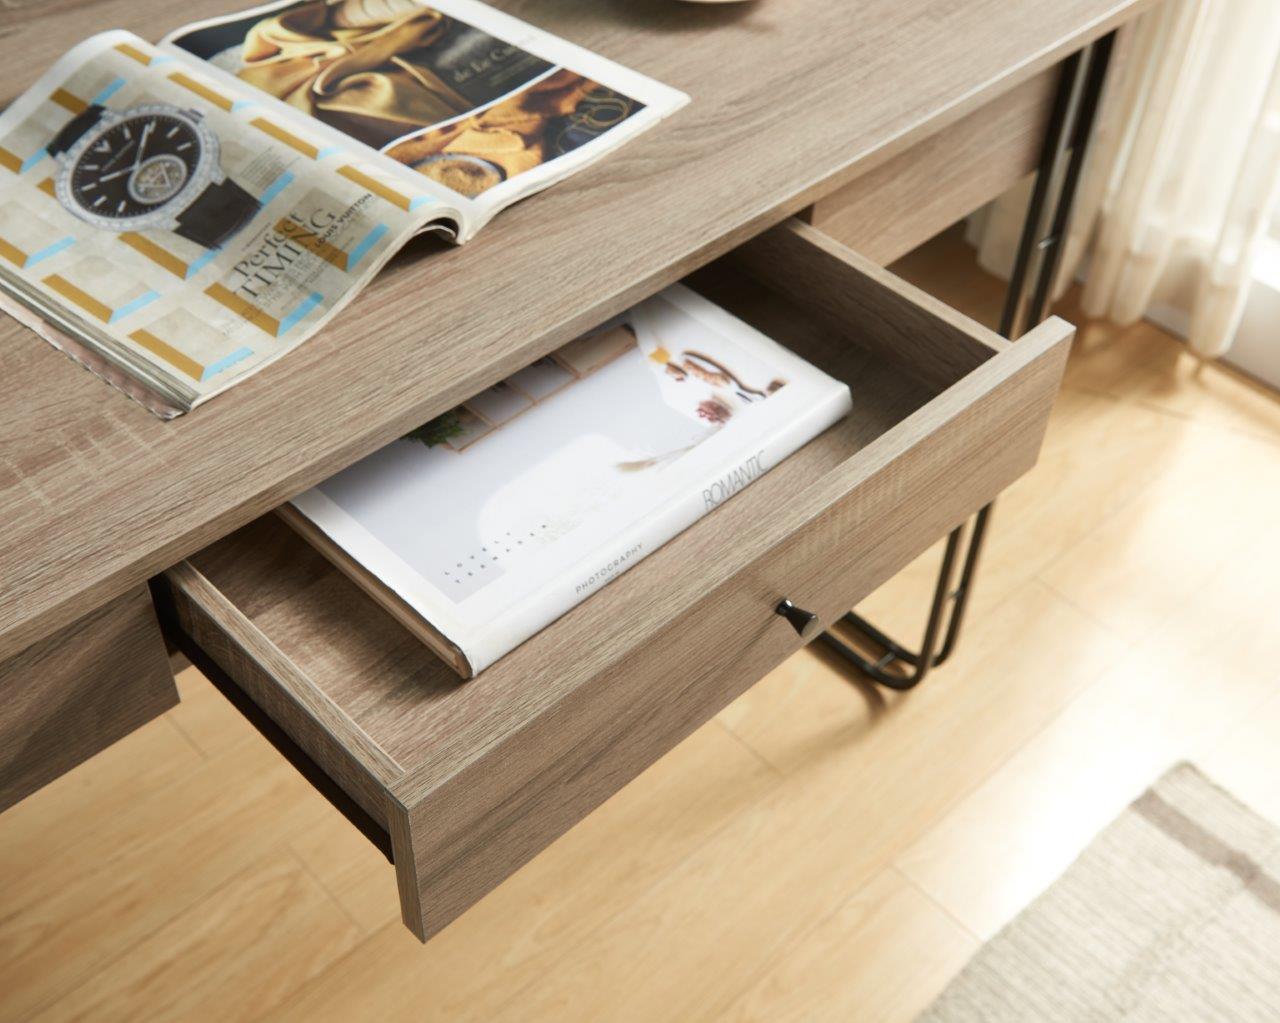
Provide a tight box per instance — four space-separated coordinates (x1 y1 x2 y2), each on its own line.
160 565 399 829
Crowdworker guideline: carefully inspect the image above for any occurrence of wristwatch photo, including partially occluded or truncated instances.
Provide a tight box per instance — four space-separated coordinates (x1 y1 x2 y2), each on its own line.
49 102 260 249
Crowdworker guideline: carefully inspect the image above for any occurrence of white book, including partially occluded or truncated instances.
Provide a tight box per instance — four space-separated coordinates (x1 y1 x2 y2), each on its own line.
286 284 852 676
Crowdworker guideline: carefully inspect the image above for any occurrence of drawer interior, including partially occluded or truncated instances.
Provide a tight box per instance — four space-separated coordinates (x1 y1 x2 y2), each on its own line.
177 225 999 780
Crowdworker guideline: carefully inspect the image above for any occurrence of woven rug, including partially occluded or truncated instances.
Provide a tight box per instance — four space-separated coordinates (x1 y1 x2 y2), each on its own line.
921 763 1280 1022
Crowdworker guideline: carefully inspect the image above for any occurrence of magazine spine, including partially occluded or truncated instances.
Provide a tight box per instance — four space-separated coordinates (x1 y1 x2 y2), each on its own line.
463 383 852 672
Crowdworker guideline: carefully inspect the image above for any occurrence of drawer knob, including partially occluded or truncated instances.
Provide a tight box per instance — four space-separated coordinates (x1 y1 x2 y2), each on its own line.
775 599 821 641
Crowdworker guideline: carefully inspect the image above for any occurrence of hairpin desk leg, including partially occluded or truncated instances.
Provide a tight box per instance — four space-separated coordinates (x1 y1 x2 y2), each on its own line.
819 31 1116 691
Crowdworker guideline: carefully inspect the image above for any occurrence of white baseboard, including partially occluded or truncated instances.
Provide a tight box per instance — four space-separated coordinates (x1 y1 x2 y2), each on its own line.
1143 301 1190 342
1224 237 1280 390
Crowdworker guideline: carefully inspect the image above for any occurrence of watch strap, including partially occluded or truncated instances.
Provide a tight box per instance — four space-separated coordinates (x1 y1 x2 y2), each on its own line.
173 178 260 249
48 104 106 157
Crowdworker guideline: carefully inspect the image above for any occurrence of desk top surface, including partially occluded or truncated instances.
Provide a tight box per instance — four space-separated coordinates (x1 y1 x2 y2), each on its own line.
0 0 1146 659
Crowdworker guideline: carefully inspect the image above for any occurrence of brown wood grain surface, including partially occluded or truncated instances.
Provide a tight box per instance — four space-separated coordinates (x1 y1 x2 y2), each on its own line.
0 585 175 810
808 67 1060 265
0 0 1150 661
167 222 1073 938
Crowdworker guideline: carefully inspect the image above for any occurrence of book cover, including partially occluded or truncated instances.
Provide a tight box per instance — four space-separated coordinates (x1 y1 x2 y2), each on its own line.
287 283 852 675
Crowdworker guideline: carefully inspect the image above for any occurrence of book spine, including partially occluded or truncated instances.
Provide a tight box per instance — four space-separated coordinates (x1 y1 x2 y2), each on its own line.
464 384 853 672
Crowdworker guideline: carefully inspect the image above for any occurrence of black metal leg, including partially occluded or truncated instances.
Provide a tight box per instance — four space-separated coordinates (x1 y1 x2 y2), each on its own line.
819 524 964 690
820 31 1116 690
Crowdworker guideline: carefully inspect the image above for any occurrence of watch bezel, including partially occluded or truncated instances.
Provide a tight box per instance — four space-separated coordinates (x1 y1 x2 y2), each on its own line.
54 103 221 234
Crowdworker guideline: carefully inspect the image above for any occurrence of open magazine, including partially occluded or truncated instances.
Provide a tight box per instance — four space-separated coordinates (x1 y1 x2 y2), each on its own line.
284 284 853 677
0 1 687 416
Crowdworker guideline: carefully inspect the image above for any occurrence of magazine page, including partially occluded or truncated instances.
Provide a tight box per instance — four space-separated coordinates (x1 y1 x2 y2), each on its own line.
165 0 689 238
0 31 452 414
290 284 852 674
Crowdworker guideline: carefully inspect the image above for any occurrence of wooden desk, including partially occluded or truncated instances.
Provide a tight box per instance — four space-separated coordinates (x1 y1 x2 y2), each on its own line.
0 0 1152 940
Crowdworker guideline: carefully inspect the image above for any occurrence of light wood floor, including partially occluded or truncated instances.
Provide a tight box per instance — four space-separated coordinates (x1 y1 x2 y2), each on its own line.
4 228 1279 1023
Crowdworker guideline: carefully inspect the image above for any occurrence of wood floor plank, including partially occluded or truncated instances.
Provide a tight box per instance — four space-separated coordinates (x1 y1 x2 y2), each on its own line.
165 665 263 761
30 849 361 1023
1061 311 1183 397
0 740 334 1020
1059 298 1280 444
287 812 403 936
852 386 1188 636
964 390 1197 621
481 759 891 1023
0 715 200 878
266 719 779 1022
896 520 1280 939
722 868 978 1023
1198 688 1280 825
1038 414 1280 638
1123 353 1280 443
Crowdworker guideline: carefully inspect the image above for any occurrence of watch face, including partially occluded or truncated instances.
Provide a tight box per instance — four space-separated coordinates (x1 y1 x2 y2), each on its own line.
128 153 191 206
55 104 219 233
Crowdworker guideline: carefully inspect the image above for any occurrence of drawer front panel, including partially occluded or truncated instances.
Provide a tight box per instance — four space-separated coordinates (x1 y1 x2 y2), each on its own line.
0 586 176 811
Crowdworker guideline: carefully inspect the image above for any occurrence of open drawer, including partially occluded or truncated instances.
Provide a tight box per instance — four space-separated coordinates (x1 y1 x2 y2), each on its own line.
157 219 1073 941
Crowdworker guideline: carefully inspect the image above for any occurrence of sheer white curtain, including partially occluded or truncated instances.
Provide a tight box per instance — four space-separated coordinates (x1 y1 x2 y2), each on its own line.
976 0 1280 358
